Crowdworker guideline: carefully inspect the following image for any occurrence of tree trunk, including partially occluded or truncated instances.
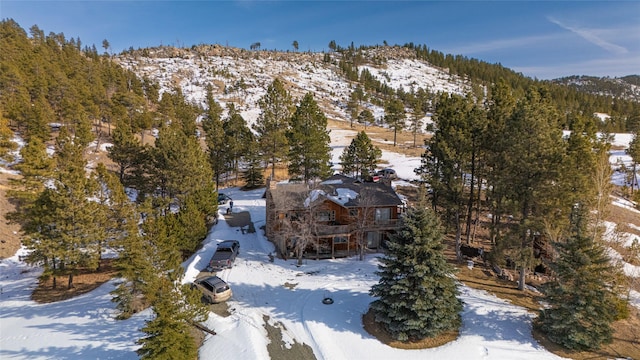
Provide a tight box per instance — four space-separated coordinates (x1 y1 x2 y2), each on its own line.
393 128 397 147
455 210 462 262
518 199 530 291
518 267 526 291
68 273 74 289
465 147 477 244
472 177 482 243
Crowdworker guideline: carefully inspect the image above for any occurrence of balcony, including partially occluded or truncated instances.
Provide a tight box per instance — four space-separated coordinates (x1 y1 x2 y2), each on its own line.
315 223 353 236
371 218 400 229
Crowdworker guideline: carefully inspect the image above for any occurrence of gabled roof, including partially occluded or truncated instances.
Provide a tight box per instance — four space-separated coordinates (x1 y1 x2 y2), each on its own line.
316 174 403 208
268 174 403 210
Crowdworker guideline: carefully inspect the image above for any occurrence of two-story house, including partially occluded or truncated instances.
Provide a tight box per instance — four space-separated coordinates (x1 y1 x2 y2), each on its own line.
265 174 405 259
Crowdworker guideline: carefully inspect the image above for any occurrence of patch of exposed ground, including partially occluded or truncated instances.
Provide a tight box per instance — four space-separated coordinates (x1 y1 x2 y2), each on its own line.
362 308 458 350
31 259 118 303
223 210 255 234
327 119 429 158
263 314 316 360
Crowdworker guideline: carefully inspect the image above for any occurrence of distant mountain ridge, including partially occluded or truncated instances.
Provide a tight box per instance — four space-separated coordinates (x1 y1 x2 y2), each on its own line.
551 75 640 103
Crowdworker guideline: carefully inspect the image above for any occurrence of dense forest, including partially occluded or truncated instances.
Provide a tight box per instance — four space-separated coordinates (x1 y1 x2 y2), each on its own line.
1 19 637 355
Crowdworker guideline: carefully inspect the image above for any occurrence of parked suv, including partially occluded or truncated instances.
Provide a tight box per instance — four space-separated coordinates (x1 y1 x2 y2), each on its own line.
192 275 232 304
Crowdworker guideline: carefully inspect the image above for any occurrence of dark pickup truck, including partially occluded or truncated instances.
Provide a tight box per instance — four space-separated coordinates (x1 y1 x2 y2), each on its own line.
207 240 240 271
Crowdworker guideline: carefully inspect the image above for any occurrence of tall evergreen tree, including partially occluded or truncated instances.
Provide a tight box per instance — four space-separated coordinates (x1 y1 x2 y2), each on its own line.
223 103 252 185
254 78 293 179
339 131 381 179
287 92 332 181
21 127 103 288
384 98 405 147
502 87 565 291
7 136 54 220
408 94 426 148
152 121 214 207
415 93 475 261
484 80 516 246
202 85 225 190
137 276 208 360
357 109 374 129
243 137 265 189
536 206 626 351
370 206 462 341
135 205 209 359
107 117 144 185
0 113 16 162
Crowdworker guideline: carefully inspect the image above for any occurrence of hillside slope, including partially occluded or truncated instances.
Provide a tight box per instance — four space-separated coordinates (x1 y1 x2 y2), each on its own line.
117 45 471 127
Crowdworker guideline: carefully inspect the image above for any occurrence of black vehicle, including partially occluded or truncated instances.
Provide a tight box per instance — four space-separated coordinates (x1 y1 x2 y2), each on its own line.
207 240 240 271
218 193 232 205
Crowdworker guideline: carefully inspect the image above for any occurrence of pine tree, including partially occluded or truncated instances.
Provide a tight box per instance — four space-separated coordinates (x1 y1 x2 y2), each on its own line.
536 206 626 351
384 98 405 147
7 136 54 219
21 127 103 288
415 93 479 261
287 93 332 181
408 96 425 148
137 279 206 360
136 205 209 359
152 120 214 207
202 85 225 189
501 87 565 290
369 206 462 341
243 137 265 189
0 113 16 162
347 87 364 128
339 131 381 179
222 103 252 185
107 118 144 185
254 78 293 179
357 109 374 128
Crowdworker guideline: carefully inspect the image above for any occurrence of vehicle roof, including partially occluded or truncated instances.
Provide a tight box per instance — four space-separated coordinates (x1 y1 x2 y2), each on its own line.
218 240 239 246
201 276 227 286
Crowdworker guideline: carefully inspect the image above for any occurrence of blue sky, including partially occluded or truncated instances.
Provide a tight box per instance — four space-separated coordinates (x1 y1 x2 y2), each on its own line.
1 1 639 79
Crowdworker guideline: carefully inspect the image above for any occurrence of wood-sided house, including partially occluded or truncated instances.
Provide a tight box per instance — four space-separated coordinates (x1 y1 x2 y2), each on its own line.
265 174 405 259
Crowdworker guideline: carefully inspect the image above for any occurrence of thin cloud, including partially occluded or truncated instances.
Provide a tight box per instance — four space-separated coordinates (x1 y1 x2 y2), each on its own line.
444 33 562 55
547 16 628 55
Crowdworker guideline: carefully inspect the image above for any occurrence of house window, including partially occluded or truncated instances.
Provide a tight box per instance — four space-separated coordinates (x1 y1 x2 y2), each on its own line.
315 210 335 222
349 209 358 217
334 236 348 244
366 231 380 248
375 208 391 224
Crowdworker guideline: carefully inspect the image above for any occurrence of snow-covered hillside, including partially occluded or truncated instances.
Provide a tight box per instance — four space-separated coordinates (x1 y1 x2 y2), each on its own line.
117 46 470 127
